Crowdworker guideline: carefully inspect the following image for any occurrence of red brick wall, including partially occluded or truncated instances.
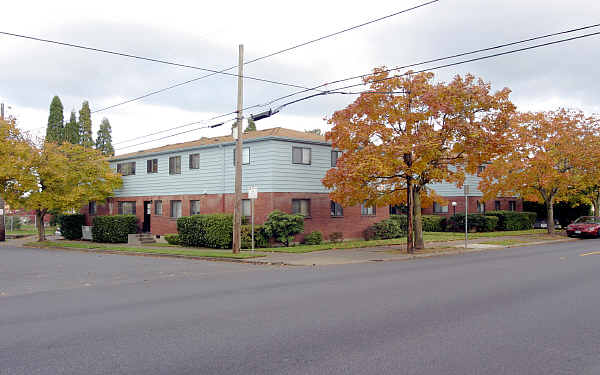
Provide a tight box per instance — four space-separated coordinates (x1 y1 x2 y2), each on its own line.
422 196 524 216
88 193 389 240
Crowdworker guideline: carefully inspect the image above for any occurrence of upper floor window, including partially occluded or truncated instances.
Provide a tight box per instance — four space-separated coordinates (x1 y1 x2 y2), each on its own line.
292 199 311 217
233 148 250 165
330 201 343 217
477 165 486 175
189 154 200 170
292 147 311 165
118 201 136 215
433 202 449 213
170 200 182 218
331 150 343 167
117 161 136 176
509 201 516 211
89 201 97 215
155 200 163 216
361 201 376 216
147 159 158 173
169 156 181 175
190 200 201 215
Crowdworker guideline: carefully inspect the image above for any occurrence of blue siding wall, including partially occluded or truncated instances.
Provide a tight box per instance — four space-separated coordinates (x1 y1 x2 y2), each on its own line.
428 174 483 197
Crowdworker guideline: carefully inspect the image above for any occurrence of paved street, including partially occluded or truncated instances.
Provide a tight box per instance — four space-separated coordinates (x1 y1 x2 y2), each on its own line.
2 240 600 375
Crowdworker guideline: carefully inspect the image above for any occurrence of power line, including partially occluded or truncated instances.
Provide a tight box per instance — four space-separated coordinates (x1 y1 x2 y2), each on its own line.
0 31 336 94
90 0 440 113
114 23 600 147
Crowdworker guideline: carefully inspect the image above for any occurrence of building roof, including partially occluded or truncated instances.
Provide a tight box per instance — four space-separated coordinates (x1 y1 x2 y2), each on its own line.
112 127 327 160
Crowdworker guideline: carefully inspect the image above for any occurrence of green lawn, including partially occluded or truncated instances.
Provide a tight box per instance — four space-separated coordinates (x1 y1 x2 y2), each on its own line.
7 224 56 236
24 241 265 259
249 229 549 253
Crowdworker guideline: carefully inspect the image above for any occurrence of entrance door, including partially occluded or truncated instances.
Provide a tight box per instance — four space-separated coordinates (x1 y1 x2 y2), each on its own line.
143 201 152 233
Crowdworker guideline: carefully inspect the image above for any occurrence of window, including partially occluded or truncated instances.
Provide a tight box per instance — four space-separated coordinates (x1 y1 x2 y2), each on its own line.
190 200 201 215
509 201 516 211
242 199 251 217
330 201 343 217
89 201 96 215
292 199 311 217
477 165 486 175
331 150 343 167
477 201 486 214
116 162 136 176
495 200 501 211
147 159 158 173
170 200 182 218
233 148 250 165
154 200 163 216
118 201 136 215
189 154 200 170
433 202 449 213
109 201 114 215
169 156 181 175
361 201 376 216
292 147 311 165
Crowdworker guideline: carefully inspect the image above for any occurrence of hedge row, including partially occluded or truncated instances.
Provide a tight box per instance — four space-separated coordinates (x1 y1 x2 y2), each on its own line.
241 225 270 249
92 215 137 243
59 214 86 240
485 211 536 230
177 214 233 249
446 214 499 232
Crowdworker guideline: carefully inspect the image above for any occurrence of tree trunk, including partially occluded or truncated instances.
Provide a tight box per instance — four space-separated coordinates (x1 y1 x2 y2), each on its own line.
406 178 414 254
36 209 46 242
546 197 555 234
594 194 600 217
413 187 424 249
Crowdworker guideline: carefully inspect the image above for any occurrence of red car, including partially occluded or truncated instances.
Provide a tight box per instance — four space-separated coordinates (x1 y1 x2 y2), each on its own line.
566 216 600 238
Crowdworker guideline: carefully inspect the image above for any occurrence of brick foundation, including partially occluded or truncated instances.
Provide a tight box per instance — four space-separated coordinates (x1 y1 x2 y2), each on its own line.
84 193 389 241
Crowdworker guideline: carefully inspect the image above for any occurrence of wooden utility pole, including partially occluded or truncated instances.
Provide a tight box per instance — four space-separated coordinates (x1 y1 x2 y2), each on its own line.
0 104 5 241
232 44 244 254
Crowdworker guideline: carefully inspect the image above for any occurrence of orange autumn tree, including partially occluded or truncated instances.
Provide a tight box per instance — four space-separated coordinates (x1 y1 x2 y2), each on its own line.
576 119 600 215
323 69 515 252
479 109 590 234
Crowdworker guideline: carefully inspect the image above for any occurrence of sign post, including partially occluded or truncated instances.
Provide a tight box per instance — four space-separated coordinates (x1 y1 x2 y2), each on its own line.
464 185 470 249
248 186 258 252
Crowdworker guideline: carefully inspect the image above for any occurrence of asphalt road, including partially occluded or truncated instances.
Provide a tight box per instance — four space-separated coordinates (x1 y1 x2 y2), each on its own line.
1 241 600 375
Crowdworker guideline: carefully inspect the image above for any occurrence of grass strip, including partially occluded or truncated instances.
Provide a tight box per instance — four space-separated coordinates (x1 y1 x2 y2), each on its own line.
24 241 264 259
251 229 548 253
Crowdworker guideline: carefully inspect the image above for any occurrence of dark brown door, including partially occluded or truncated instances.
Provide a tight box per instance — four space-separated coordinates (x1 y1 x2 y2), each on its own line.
143 201 151 233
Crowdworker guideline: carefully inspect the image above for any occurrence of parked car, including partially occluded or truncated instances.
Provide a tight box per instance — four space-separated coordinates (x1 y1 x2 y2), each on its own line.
565 216 600 238
533 219 561 229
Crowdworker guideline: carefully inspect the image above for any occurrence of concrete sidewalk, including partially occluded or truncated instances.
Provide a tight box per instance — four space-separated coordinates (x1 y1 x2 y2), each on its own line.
249 235 575 266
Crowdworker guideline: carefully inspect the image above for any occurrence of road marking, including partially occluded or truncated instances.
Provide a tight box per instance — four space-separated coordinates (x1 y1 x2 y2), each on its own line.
579 251 600 256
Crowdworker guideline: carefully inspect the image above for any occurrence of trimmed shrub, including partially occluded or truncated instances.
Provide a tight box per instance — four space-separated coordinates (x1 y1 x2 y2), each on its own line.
365 218 406 240
421 215 446 232
177 214 233 249
263 210 304 247
303 231 323 245
92 215 137 243
59 214 86 240
329 232 344 243
485 211 536 231
241 225 269 249
49 214 61 227
164 234 181 245
447 214 498 232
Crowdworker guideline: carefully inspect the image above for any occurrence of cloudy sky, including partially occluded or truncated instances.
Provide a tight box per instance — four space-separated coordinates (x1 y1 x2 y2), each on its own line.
1 0 599 154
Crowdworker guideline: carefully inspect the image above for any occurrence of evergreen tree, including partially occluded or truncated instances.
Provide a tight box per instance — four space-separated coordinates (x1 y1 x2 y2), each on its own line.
78 101 94 147
95 117 115 156
46 96 64 143
64 110 79 144
244 118 257 133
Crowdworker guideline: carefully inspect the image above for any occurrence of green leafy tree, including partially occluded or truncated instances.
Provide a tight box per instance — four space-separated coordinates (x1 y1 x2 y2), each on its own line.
64 110 79 144
263 210 304 247
78 101 94 147
46 96 64 143
95 117 115 156
244 118 257 133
